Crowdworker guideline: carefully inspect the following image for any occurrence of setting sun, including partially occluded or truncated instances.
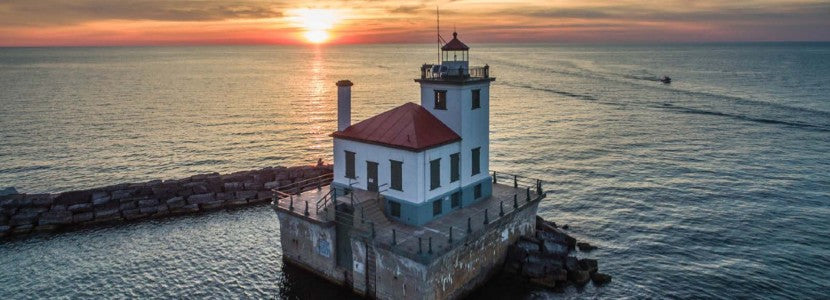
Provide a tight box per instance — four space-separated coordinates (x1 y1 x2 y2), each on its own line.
286 8 343 44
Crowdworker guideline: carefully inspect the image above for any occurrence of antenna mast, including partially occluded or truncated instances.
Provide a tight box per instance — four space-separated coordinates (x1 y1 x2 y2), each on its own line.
435 6 441 64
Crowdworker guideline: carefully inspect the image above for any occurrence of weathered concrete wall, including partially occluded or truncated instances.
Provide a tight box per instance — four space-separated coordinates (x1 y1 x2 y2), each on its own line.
0 165 332 239
425 200 539 300
276 210 344 285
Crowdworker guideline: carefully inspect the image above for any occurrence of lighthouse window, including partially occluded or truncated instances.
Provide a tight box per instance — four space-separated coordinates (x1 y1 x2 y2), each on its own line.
430 159 441 190
451 191 461 208
450 153 460 182
471 147 481 175
345 151 356 179
474 184 482 199
472 90 481 109
390 160 403 191
434 90 447 110
433 198 442 216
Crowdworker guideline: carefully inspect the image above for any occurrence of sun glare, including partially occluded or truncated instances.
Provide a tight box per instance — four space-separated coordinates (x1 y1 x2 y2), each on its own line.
286 8 343 44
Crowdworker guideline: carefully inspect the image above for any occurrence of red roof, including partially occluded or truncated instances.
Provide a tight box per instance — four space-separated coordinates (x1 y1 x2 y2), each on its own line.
441 32 469 51
332 102 461 151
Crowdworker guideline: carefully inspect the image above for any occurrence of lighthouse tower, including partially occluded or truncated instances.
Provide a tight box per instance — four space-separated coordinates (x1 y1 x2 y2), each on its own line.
416 31 495 209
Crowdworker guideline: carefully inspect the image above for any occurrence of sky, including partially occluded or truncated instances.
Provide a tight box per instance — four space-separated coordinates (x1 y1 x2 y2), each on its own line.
0 0 828 46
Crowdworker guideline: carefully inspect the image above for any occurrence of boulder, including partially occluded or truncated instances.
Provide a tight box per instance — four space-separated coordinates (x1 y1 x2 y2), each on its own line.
50 204 67 212
94 208 121 222
29 194 53 206
521 260 546 278
200 200 224 210
138 199 160 208
236 190 258 201
68 203 93 213
0 225 10 235
119 201 137 211
91 191 110 205
111 189 133 200
577 242 597 252
9 211 40 226
187 193 215 205
12 224 34 234
0 187 18 196
536 229 576 251
243 181 262 190
53 191 92 206
34 224 58 233
224 182 243 192
578 258 598 274
73 212 94 223
1 196 21 209
542 239 569 258
171 203 199 214
122 209 148 220
184 182 210 194
18 206 48 215
568 269 591 285
166 197 185 208
153 205 169 217
177 187 194 198
564 256 579 272
38 211 73 225
139 206 158 215
591 273 612 285
255 191 274 202
264 181 280 190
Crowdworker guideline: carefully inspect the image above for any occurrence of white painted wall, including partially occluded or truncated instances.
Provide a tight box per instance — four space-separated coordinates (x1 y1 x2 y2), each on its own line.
423 142 463 200
333 138 423 203
419 81 491 188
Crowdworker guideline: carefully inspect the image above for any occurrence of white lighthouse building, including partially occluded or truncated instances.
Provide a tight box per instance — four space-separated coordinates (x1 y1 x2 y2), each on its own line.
273 31 545 300
331 32 493 226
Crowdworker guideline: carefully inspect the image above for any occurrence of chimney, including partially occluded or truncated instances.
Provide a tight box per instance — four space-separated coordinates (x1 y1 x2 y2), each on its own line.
336 80 353 131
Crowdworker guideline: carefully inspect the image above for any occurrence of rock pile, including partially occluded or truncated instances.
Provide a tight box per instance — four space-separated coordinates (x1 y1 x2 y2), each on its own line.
503 216 611 289
0 164 332 239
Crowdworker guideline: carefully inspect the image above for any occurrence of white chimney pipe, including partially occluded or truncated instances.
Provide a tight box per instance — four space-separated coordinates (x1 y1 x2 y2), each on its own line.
336 80 353 131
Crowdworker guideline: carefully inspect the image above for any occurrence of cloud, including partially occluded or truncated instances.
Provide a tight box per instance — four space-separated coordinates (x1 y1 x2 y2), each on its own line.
0 0 285 26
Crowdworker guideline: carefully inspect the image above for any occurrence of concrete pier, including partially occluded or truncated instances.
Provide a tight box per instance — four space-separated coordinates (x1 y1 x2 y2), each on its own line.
274 174 545 299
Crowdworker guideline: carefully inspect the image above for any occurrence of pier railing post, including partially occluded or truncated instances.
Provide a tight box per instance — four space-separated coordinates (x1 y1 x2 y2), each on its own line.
499 201 504 217
392 229 397 246
526 187 531 202
467 217 472 234
304 201 309 216
428 237 433 254
370 221 376 239
513 175 518 188
536 179 542 195
448 226 453 244
361 207 365 224
513 194 518 208
418 237 423 254
484 209 489 224
493 171 497 184
289 195 294 211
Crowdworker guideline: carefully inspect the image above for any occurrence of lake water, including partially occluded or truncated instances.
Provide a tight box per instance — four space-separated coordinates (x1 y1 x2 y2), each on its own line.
1 43 829 299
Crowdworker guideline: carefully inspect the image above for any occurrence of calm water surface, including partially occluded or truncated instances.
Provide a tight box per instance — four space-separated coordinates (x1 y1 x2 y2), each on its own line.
1 43 829 299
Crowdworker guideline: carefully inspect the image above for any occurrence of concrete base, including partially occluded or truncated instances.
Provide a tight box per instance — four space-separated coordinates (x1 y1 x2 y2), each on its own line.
275 184 542 300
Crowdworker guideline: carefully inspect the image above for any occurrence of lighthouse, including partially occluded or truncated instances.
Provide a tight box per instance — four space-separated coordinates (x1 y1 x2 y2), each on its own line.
272 31 544 300
330 31 495 226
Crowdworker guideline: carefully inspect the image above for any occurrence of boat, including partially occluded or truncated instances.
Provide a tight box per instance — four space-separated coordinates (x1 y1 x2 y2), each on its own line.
660 76 672 84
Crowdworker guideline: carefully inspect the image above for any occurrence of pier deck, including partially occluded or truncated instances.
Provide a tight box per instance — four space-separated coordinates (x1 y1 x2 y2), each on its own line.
274 180 543 263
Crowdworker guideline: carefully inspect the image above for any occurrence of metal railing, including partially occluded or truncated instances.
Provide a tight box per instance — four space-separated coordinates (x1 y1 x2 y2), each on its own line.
271 172 334 216
491 170 545 196
419 64 491 80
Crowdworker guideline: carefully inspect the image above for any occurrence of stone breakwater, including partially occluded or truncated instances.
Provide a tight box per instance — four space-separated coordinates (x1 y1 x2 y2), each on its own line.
0 165 333 239
501 216 612 289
